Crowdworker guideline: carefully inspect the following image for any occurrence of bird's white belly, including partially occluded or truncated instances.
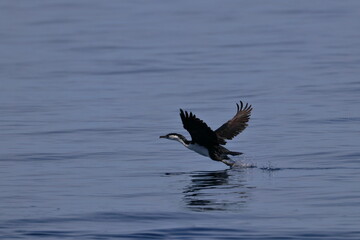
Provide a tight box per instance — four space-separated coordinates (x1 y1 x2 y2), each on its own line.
187 143 210 157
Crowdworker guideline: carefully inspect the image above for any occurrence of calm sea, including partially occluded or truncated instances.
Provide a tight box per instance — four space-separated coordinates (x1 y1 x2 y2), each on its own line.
1 0 360 239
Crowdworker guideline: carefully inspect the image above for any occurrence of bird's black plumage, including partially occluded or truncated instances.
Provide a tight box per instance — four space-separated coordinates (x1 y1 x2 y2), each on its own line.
215 101 252 144
161 101 253 166
179 109 222 147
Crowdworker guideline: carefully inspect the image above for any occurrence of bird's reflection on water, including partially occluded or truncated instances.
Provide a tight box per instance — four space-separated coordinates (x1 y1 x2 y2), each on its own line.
182 169 251 212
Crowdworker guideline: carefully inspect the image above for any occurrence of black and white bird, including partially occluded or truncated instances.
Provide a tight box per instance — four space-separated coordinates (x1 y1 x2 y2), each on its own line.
160 101 252 166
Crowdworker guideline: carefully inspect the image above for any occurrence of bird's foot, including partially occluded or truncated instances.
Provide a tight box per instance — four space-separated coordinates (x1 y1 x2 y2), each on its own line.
221 159 236 167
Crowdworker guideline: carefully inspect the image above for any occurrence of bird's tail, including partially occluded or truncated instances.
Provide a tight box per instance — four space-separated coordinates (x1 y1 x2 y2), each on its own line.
218 146 243 156
227 151 242 156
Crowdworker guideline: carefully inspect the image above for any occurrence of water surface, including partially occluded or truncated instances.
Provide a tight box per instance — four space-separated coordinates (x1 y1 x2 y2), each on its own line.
1 0 360 239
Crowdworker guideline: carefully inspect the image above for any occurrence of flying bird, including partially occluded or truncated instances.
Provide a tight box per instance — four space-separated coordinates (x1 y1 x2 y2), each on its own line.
160 101 252 166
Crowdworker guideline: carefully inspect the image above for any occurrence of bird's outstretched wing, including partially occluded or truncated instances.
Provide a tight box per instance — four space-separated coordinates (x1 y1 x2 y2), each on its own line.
180 109 223 147
215 101 252 144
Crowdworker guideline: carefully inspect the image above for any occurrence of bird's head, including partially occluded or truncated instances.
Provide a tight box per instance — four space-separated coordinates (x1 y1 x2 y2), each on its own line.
159 133 182 141
159 133 189 146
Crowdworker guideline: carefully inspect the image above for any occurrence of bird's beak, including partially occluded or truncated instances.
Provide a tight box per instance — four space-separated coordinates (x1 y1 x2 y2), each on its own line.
159 135 166 139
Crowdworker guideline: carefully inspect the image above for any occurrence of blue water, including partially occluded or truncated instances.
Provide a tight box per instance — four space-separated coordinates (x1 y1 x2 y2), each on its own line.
1 1 360 239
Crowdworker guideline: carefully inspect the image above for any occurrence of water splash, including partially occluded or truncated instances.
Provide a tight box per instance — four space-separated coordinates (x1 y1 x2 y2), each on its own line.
226 155 257 168
259 162 282 171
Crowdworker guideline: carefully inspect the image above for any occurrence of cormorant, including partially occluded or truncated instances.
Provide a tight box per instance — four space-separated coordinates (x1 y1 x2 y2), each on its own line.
160 101 252 166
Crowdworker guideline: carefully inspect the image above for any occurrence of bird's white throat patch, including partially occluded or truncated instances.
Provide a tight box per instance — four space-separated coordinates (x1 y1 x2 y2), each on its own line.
187 143 210 157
